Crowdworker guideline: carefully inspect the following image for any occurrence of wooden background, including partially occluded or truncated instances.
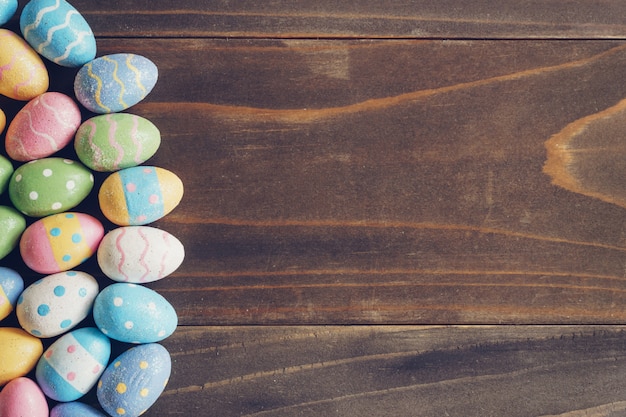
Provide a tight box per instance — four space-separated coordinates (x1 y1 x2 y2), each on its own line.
4 1 626 415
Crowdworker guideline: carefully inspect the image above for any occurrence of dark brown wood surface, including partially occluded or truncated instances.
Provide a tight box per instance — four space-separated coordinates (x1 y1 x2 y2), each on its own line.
3 1 626 415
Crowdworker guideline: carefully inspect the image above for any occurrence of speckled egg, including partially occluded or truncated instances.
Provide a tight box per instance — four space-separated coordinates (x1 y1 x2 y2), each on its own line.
0 205 26 261
74 53 158 114
0 29 49 101
20 212 103 274
99 166 183 226
0 267 23 321
0 377 48 417
0 0 17 26
98 226 185 284
75 113 161 172
0 108 5 134
51 401 108 417
0 154 12 194
16 271 99 338
20 0 96 67
36 327 111 402
6 92 82 161
97 343 171 417
10 158 94 217
93 283 177 344
0 328 43 386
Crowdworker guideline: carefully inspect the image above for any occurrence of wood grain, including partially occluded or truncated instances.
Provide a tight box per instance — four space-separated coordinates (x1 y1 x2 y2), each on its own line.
147 325 626 416
3 1 626 415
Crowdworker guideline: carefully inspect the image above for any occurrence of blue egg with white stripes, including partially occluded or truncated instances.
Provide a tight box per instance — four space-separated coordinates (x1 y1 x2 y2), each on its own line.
20 0 96 67
74 53 158 114
0 0 18 26
36 327 111 402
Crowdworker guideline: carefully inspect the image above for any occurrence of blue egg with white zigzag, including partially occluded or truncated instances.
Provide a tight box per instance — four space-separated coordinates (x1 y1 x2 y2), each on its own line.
74 53 158 114
0 0 18 26
36 327 111 402
20 0 96 67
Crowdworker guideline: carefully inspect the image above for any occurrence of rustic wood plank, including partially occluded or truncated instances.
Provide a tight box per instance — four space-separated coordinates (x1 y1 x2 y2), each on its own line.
5 39 626 324
7 0 626 40
145 325 626 416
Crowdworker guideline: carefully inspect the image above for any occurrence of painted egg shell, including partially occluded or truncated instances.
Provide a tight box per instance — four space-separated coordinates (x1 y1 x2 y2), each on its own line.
0 377 48 417
74 53 158 114
20 0 96 67
10 158 94 217
51 401 108 417
0 0 17 26
0 328 43 386
97 343 171 417
0 154 12 194
98 226 185 284
0 108 5 134
99 166 183 226
0 29 49 101
16 271 99 338
6 92 82 161
0 205 26 261
36 327 111 402
75 113 161 172
20 212 103 274
93 283 177 343
0 267 24 321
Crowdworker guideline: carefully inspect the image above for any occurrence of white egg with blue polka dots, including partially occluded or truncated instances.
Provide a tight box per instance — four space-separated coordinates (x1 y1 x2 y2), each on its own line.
16 271 99 338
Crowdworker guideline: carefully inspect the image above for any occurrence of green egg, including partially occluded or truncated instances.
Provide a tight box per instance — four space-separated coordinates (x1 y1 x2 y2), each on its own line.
0 205 26 260
9 158 94 217
74 113 161 172
0 155 13 195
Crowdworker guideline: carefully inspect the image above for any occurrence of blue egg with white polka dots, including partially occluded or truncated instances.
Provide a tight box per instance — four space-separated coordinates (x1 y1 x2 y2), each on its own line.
93 283 177 344
51 401 108 417
0 267 23 322
97 343 171 417
16 271 99 338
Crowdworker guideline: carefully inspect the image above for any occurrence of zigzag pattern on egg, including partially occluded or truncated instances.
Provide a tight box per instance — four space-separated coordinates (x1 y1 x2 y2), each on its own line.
0 1 184 416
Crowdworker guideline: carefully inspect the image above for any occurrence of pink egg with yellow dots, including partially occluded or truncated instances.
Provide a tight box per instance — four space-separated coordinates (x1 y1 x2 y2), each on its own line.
19 212 104 274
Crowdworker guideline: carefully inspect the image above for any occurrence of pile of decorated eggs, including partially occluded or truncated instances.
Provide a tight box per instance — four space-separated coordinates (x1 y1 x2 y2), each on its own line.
0 0 184 416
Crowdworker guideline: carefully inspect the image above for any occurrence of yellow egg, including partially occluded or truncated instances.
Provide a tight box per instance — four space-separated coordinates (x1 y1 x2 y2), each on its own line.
0 327 44 386
99 166 183 226
0 109 5 134
0 29 49 101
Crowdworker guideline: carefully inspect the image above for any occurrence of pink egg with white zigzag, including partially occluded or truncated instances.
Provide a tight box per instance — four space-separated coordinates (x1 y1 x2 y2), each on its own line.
97 226 185 283
5 92 81 161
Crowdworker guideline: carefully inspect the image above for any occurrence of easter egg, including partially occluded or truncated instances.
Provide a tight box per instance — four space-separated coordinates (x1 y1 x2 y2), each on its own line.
0 267 23 322
36 327 111 402
0 206 25 261
16 271 99 338
98 226 185 283
10 158 95 217
20 213 103 274
0 108 5 134
20 0 96 67
0 0 17 26
0 328 43 386
97 343 171 417
0 377 48 417
93 283 177 343
99 166 183 226
0 29 49 101
6 92 82 161
0 154 12 194
74 53 158 114
51 402 108 417
75 113 161 172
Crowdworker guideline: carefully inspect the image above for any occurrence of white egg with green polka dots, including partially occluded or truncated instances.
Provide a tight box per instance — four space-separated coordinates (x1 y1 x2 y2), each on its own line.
15 271 99 338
